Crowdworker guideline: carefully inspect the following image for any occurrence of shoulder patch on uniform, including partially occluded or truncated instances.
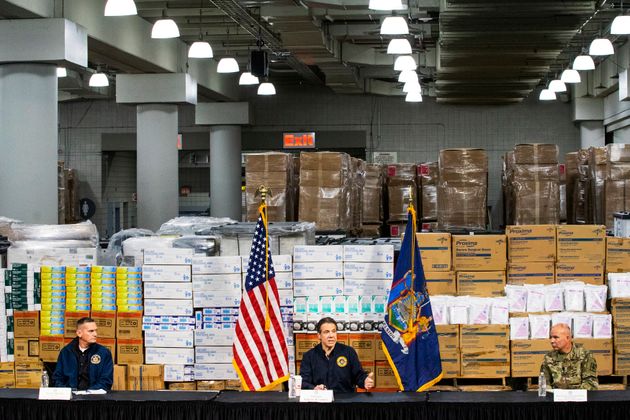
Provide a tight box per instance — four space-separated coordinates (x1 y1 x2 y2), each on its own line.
336 356 348 368
91 355 101 364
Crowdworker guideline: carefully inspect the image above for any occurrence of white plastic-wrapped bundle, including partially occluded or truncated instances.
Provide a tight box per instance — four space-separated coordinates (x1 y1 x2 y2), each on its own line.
509 317 529 340
448 296 470 324
430 295 450 325
551 312 574 330
9 221 98 245
122 236 175 266
584 284 608 312
505 284 527 313
592 314 612 338
157 216 236 236
490 297 510 325
572 313 593 338
563 282 585 312
607 273 630 298
0 216 21 237
525 284 545 313
529 314 551 339
544 284 564 312
468 297 491 324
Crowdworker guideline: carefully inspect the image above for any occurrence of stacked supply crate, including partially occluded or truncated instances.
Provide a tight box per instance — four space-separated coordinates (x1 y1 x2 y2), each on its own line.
142 249 194 379
386 163 417 236
574 149 590 224
438 149 488 231
192 255 241 383
361 164 384 236
419 162 438 224
298 152 352 231
0 271 8 362
588 147 607 224
556 225 606 286
350 158 366 231
511 144 560 225
604 144 630 229
245 152 295 222
39 266 63 337
566 152 579 224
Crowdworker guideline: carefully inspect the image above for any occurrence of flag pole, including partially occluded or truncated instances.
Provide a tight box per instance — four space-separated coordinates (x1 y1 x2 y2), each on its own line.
256 185 273 331
409 193 416 325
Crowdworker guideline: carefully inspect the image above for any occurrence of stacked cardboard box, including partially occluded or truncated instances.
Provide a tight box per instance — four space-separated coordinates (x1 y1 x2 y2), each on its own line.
438 149 488 231
0 274 8 362
40 266 64 336
386 164 417 229
573 149 590 224
127 364 164 390
606 237 630 273
460 325 510 377
66 266 91 312
556 225 606 285
350 158 366 230
116 266 143 312
245 153 296 222
604 144 630 229
588 147 607 224
91 266 116 312
0 362 15 388
506 225 556 285
453 235 507 297
418 233 454 295
298 152 352 231
566 152 579 224
419 162 438 222
510 144 560 225
361 164 384 235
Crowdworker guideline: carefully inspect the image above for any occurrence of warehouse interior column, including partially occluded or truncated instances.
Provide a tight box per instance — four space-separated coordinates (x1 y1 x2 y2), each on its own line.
0 19 87 223
116 74 197 231
196 103 251 220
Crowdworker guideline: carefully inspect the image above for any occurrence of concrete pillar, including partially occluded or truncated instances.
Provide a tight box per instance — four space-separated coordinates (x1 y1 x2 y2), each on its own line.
0 19 87 223
210 126 242 220
580 121 605 149
136 104 179 231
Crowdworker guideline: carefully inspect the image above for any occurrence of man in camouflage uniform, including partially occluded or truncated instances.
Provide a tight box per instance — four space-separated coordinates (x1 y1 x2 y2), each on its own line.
540 323 598 390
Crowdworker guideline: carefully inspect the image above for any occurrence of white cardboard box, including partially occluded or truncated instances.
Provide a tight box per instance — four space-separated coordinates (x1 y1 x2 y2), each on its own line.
343 245 394 262
144 282 193 299
142 265 192 282
193 292 241 308
293 279 344 297
144 330 195 348
242 272 292 289
242 254 292 272
343 262 394 280
194 327 236 346
293 262 343 279
195 346 233 364
143 249 194 265
293 245 343 262
145 347 195 364
192 256 242 274
163 364 195 382
144 299 194 316
193 363 238 380
193 274 241 291
343 279 391 297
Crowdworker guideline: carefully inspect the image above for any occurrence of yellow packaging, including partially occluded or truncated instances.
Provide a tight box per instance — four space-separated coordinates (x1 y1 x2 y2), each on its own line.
574 338 612 376
606 237 630 273
507 262 555 285
425 271 456 295
556 225 606 262
435 324 459 353
456 271 506 297
506 225 556 262
460 325 509 352
510 339 550 377
453 235 507 271
555 262 604 285
417 232 452 272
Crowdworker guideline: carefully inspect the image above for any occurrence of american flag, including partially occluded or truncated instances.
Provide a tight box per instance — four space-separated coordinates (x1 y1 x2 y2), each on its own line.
232 204 290 391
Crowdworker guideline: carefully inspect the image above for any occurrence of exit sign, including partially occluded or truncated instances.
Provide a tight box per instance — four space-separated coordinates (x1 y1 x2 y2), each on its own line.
283 132 315 148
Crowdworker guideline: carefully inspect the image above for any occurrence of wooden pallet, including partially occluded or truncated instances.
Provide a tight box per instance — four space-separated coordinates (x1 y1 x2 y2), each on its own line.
433 377 510 392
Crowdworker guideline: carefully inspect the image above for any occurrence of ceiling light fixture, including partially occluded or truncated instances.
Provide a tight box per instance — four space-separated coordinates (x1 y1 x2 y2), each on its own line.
548 79 567 93
217 57 239 73
405 91 423 102
89 68 109 87
188 7 213 58
398 70 417 83
151 11 179 39
56 67 67 78
239 72 260 86
104 0 137 16
573 54 595 71
539 89 556 101
403 80 422 93
589 38 614 56
560 69 581 83
612 0 630 35
394 55 416 71
257 81 276 95
380 16 409 35
369 0 404 11
387 39 412 55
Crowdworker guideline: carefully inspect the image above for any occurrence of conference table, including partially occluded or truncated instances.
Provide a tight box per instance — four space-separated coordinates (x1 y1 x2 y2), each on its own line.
0 389 629 420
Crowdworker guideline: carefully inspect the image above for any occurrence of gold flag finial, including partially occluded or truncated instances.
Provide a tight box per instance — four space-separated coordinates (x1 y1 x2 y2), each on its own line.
255 185 273 204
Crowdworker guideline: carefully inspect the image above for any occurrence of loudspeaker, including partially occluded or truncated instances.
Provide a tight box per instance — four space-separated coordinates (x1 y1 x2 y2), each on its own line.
250 50 268 78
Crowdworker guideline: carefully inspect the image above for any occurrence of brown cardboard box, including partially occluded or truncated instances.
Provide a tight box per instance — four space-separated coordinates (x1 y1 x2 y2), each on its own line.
14 359 43 388
196 380 226 391
39 335 65 362
555 261 604 285
14 338 39 360
507 262 555 285
436 324 459 353
606 237 630 273
506 225 556 262
456 271 506 297
116 311 142 339
452 235 507 271
374 335 387 361
225 379 244 391
611 299 630 326
510 339 549 377
460 350 510 378
614 351 630 375
574 338 612 376
168 382 197 390
441 351 461 378
14 311 39 338
348 333 375 362
64 311 91 338
0 362 15 388
294 333 319 361
425 271 456 295
419 162 438 222
604 179 630 229
113 365 127 390
127 364 164 390
117 338 144 365
91 311 117 338
614 324 630 351
460 325 509 352
374 360 399 390
417 232 452 271
556 225 606 262
99 337 116 363
513 144 559 165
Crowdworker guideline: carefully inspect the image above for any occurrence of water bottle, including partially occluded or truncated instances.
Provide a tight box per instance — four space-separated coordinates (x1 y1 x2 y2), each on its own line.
288 375 296 398
538 372 547 397
41 369 50 388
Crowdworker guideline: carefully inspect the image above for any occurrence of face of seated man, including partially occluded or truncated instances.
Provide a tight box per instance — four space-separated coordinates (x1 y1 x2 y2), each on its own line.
550 324 572 354
77 321 98 348
318 322 337 354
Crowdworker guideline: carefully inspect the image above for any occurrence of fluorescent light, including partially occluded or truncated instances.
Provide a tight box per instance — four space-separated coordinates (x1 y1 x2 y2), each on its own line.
56 67 67 78
257 82 276 95
398 70 417 83
387 39 412 55
217 57 239 73
89 72 109 87
394 55 416 71
380 16 408 35
403 80 421 93
104 0 137 16
151 18 179 39
548 79 567 93
539 89 556 101
188 41 213 58
611 15 630 35
573 54 595 71
405 91 423 102
369 0 404 11
589 38 614 56
560 69 581 83
239 72 260 86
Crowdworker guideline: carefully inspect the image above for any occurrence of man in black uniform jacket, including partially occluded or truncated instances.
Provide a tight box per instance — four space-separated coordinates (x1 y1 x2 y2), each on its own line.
300 317 374 392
